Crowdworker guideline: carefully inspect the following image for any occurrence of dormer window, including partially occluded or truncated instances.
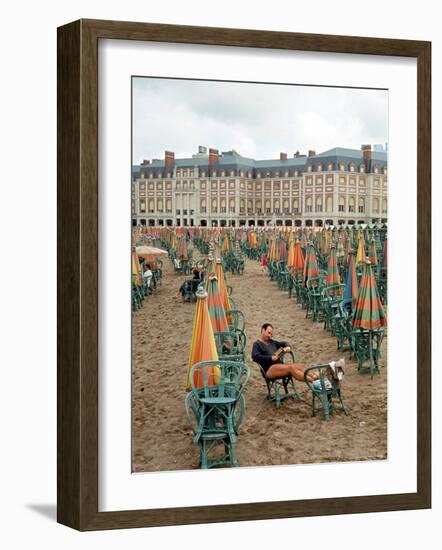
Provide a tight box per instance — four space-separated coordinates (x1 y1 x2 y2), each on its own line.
374 165 379 174
383 166 388 175
221 170 225 177
230 170 235 176
339 163 345 171
328 162 333 171
307 164 312 172
359 164 365 173
350 163 355 172
317 163 323 172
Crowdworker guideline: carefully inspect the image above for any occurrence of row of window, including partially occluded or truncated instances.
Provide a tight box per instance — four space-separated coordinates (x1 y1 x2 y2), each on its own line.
139 164 387 179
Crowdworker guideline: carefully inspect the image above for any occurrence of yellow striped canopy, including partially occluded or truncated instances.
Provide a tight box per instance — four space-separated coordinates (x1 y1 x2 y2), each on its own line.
186 289 220 390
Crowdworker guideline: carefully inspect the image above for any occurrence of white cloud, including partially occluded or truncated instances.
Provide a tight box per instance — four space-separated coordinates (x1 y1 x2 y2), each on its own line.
132 77 388 163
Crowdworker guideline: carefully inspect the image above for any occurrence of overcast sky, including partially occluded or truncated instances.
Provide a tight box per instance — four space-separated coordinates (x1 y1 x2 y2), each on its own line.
132 77 388 164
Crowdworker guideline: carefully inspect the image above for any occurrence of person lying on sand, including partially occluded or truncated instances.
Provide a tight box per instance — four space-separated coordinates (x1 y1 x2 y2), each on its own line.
251 322 318 383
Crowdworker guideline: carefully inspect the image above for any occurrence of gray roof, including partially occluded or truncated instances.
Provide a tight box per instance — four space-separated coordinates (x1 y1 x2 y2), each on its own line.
133 146 387 177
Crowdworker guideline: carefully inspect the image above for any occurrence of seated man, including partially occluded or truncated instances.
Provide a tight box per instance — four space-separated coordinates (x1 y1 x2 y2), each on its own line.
251 323 318 383
175 268 202 299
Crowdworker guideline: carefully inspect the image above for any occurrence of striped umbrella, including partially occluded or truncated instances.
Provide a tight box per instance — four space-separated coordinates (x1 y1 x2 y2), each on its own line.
287 239 295 269
382 237 388 271
352 260 387 377
186 287 220 390
293 240 305 277
222 235 230 254
356 233 367 266
344 239 353 268
204 256 217 285
352 260 386 330
206 275 230 333
368 239 378 266
336 236 345 265
215 260 232 322
326 246 341 288
303 244 319 286
278 238 287 261
343 252 358 308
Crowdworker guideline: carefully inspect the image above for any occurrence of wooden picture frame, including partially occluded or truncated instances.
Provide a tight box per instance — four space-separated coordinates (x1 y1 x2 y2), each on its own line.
57 19 431 530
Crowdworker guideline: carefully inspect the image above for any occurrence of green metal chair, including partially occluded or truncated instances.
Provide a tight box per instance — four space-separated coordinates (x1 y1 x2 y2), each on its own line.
213 329 247 362
186 360 250 469
304 364 348 420
226 309 246 333
255 350 301 409
351 328 384 377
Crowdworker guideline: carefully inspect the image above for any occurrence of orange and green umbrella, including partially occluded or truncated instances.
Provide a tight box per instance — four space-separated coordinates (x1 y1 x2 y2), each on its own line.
186 288 220 391
382 237 388 271
303 244 319 286
267 238 277 263
343 252 358 308
222 235 230 254
204 256 217 285
287 239 295 269
215 260 232 320
326 246 341 288
336 237 345 265
368 239 378 266
206 275 229 333
292 240 305 276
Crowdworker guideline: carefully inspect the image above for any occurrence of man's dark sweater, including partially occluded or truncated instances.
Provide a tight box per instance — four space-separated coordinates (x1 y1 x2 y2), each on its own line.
251 338 288 374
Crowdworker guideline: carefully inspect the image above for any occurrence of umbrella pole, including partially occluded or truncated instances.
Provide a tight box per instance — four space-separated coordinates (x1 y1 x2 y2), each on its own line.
369 329 374 379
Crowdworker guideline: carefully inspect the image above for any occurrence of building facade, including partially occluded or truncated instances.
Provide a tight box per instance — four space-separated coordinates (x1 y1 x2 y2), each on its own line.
131 145 388 227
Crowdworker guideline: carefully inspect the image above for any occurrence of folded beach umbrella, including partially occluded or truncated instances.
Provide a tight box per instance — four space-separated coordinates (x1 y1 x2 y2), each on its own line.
287 239 295 269
204 256 217 284
303 244 319 286
368 239 378 267
382 237 388 271
356 234 367 266
352 260 387 330
215 260 232 321
222 234 230 254
267 238 276 263
206 276 230 333
336 237 345 265
293 240 305 276
186 287 220 391
326 245 341 287
343 252 358 308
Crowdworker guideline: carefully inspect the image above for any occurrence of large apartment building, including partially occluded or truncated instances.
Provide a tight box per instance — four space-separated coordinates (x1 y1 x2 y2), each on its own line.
131 145 388 227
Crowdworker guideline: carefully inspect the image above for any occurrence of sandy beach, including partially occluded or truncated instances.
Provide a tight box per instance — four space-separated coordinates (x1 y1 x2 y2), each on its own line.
132 256 387 472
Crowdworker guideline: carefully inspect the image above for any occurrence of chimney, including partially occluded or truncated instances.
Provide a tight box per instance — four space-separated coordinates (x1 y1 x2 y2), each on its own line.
280 152 287 161
209 148 219 165
362 144 372 170
308 150 316 157
141 159 150 165
164 150 175 166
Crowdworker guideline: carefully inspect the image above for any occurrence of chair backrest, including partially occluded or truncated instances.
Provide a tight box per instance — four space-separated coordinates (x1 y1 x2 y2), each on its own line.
189 360 250 399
